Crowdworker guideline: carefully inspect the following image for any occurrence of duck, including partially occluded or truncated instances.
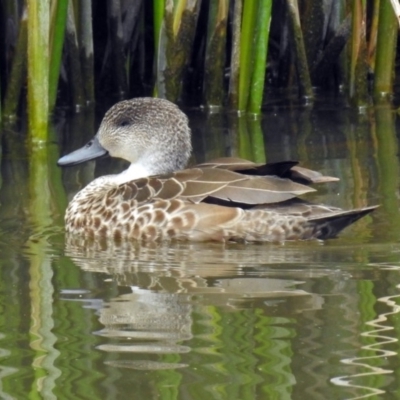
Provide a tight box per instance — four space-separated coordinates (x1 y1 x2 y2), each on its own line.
57 97 377 242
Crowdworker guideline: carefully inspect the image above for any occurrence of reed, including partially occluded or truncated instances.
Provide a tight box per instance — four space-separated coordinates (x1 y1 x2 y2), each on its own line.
1 0 20 121
373 0 397 98
2 0 400 132
203 0 229 108
367 0 380 71
302 0 325 72
156 0 201 102
311 14 351 85
27 0 50 140
108 0 128 98
248 0 272 114
238 0 258 112
227 0 242 109
3 8 27 119
49 0 68 111
285 0 313 99
349 0 368 107
65 1 85 110
153 0 165 52
78 0 94 105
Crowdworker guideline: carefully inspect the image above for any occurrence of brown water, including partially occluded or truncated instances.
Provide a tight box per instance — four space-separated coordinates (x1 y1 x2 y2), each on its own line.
0 101 399 399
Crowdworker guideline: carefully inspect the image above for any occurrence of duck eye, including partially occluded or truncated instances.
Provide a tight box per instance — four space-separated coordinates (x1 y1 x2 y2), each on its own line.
118 120 130 127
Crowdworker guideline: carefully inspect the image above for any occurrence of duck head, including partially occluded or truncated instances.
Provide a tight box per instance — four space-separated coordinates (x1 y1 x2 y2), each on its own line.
58 98 192 178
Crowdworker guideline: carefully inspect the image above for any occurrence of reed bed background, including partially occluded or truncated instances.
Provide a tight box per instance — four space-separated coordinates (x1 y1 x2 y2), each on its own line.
0 0 399 139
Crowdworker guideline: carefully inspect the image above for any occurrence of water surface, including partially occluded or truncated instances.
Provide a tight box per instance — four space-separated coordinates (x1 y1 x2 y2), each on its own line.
0 102 399 399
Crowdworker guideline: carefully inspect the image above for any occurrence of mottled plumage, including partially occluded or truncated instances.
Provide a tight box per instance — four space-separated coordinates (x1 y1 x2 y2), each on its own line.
58 97 377 242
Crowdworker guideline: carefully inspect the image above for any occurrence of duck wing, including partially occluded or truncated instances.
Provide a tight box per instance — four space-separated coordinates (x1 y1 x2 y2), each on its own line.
110 166 315 206
198 157 338 184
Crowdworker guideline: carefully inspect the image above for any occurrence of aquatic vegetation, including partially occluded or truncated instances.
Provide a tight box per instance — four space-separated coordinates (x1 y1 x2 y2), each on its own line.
0 1 399 138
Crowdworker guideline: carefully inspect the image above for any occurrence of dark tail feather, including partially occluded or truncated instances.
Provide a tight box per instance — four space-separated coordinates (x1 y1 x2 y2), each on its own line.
308 206 378 240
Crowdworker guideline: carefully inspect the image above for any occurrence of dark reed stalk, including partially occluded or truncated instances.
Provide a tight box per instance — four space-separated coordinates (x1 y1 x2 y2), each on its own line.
285 0 313 99
248 0 272 114
203 0 229 108
228 0 242 109
3 8 27 119
302 0 325 73
27 0 49 140
374 0 397 98
108 0 128 98
65 1 85 110
1 1 22 121
311 14 351 85
349 0 368 107
78 0 94 105
157 0 201 102
367 0 380 72
49 0 68 111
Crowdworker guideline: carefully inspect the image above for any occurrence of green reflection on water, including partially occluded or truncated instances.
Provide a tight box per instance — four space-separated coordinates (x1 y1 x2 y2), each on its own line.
27 128 65 399
1 105 400 399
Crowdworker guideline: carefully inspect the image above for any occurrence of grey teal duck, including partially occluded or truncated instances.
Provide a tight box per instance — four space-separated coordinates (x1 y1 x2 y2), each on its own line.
58 97 377 242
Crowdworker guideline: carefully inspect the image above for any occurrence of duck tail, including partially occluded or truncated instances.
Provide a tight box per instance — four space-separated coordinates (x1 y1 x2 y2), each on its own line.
307 205 378 240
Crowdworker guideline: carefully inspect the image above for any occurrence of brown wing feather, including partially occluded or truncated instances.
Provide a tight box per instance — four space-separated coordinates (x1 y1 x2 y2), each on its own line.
209 176 315 204
287 166 339 184
198 158 337 184
181 168 245 198
197 157 258 169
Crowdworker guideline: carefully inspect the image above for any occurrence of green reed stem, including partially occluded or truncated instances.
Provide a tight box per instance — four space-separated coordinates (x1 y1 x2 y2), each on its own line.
49 0 68 112
27 0 50 141
153 0 165 52
248 0 272 114
374 0 397 98
238 0 258 112
3 8 27 119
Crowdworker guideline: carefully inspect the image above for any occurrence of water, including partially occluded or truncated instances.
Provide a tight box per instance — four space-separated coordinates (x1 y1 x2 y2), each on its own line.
0 101 400 399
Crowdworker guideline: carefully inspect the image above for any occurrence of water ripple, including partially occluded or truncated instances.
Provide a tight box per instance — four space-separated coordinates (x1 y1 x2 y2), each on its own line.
331 265 400 399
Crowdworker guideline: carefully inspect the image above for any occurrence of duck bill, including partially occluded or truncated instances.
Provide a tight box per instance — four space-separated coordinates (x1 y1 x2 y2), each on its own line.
57 136 108 166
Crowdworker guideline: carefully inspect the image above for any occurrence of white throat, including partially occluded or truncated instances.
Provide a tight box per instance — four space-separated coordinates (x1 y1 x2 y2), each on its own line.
115 163 151 184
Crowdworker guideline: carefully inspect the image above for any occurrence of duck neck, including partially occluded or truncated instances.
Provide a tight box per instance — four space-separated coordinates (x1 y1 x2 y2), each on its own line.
116 163 151 184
